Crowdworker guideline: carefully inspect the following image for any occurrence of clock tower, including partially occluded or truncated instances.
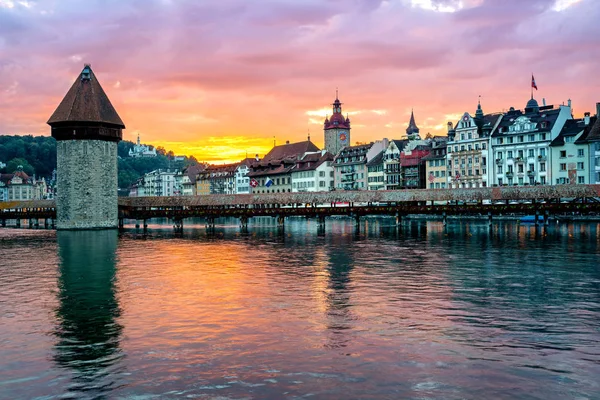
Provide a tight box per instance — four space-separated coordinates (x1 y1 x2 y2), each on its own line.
323 92 351 156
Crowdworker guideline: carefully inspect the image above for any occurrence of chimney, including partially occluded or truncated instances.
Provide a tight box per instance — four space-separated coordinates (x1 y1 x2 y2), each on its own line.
255 154 259 161
447 121 453 132
568 99 572 108
596 102 600 117
584 112 591 126
286 140 290 145
542 98 546 106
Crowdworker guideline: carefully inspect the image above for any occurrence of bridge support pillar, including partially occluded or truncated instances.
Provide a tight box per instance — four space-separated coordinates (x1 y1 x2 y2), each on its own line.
173 218 184 232
118 218 124 229
354 215 361 230
51 219 56 229
544 210 549 226
240 216 249 229
318 215 326 228
488 212 493 227
205 217 215 229
143 219 148 232
28 219 34 229
442 212 447 226
1 219 5 228
16 219 20 228
135 221 140 229
395 213 402 226
34 218 39 228
277 216 285 228
535 210 540 226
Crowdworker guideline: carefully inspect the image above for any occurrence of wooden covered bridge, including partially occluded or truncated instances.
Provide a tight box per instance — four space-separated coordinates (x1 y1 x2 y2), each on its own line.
2 185 600 230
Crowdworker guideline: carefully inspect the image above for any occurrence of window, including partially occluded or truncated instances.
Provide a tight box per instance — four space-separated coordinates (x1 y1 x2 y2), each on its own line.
528 164 534 172
497 138 503 145
507 165 514 173
566 136 575 143
540 162 546 172
560 163 567 171
540 176 546 185
529 134 535 142
507 151 513 159
518 164 524 173
518 150 524 158
497 166 503 174
468 132 472 139
482 157 487 166
498 178 503 185
508 137 514 144
519 136 524 143
482 143 487 150
578 149 584 157
468 145 472 151
497 152 503 159
578 176 585 184
540 133 547 140
560 150 567 158
540 148 546 156
475 144 479 150
577 162 584 170
528 149 535 158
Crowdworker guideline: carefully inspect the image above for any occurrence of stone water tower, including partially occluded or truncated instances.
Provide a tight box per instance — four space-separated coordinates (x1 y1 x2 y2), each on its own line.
47 65 125 229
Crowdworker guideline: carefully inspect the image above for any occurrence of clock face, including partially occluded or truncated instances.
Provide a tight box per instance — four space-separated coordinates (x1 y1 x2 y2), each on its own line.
339 131 347 142
463 115 469 121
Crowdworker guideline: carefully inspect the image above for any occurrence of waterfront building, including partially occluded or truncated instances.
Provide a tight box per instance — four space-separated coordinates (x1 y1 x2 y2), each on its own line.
424 137 448 189
383 140 409 190
47 64 124 229
291 150 334 192
181 164 205 196
367 150 385 191
333 140 388 190
134 169 179 196
446 101 501 188
208 163 239 194
235 157 256 194
128 134 157 157
249 140 319 194
323 94 351 156
491 97 572 186
576 103 600 184
400 143 431 189
550 114 596 184
0 167 47 201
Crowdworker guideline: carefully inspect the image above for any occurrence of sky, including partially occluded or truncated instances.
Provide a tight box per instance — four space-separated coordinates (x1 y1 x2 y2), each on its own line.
1 0 599 163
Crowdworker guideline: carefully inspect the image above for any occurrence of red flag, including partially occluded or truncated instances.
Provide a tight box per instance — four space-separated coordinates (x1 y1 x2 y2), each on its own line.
531 75 538 90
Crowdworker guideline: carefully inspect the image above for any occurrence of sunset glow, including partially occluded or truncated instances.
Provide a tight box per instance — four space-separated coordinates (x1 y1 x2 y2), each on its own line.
1 0 598 163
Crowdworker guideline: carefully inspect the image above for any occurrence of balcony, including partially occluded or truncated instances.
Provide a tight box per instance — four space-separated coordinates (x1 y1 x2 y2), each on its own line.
506 171 514 178
341 175 356 183
515 157 524 163
538 155 547 161
527 170 535 177
341 168 355 174
495 159 503 165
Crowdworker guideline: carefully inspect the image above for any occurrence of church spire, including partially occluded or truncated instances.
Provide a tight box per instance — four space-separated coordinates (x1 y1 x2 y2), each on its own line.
406 109 420 139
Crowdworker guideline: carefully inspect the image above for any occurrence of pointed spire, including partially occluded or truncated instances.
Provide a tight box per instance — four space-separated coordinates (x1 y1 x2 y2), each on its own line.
336 87 339 100
47 64 125 128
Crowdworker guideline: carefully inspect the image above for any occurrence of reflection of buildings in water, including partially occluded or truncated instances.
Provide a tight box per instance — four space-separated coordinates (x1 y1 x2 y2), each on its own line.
54 230 124 396
322 237 355 349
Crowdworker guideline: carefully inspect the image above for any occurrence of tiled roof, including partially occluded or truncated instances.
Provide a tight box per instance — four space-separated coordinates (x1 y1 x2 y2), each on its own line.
584 115 600 142
294 152 333 172
262 140 320 163
366 150 384 167
492 108 560 137
551 118 589 146
47 65 125 127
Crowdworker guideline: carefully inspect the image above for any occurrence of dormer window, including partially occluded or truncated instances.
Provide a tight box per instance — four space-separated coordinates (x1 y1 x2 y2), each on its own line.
81 65 91 81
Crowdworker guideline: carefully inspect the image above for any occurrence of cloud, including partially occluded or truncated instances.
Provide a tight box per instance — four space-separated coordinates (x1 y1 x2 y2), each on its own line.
0 0 598 163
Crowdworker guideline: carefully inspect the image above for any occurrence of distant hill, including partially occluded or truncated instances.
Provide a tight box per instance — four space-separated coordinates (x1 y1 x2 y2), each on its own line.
0 135 201 189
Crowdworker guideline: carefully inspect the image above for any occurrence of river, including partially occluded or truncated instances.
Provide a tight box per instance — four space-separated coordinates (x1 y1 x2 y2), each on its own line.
1 218 599 399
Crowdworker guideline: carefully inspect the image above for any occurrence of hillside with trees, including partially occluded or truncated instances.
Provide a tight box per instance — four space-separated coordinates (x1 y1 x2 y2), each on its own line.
0 135 201 189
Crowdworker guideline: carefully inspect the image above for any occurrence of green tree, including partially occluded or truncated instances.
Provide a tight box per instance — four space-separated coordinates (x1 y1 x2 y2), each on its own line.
6 158 35 176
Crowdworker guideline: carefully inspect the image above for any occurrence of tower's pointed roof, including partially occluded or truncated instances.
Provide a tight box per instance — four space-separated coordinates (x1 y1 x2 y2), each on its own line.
47 65 125 128
406 109 419 135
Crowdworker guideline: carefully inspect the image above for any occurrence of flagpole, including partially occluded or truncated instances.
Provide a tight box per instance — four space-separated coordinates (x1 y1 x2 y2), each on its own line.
531 73 533 99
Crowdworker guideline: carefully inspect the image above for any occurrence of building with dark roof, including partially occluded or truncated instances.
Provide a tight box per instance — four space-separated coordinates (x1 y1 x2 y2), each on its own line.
423 137 448 189
490 96 572 186
406 110 420 140
333 139 388 190
367 150 385 191
291 151 334 192
249 140 320 194
550 115 596 185
446 100 502 188
383 139 410 190
575 103 600 184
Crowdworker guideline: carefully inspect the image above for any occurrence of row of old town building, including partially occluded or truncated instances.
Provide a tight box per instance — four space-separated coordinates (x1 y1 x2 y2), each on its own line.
128 93 600 197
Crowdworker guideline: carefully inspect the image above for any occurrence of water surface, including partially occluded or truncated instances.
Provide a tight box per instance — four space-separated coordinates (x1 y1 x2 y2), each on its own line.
1 219 599 399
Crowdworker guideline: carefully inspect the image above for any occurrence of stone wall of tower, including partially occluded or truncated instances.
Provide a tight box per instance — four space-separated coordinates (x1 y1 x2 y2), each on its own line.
56 140 118 230
324 128 350 156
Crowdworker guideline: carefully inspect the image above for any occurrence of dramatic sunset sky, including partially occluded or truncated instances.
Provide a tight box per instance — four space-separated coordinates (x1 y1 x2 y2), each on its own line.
1 0 598 163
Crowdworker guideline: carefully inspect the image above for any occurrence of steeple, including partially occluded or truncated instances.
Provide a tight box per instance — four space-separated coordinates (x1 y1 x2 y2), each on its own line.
48 64 124 142
406 109 420 139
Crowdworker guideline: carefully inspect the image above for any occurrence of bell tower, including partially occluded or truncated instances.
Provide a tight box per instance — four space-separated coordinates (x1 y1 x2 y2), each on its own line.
323 91 351 155
48 65 125 230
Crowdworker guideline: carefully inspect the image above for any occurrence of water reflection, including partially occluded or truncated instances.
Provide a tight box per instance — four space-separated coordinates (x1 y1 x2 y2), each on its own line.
54 230 124 397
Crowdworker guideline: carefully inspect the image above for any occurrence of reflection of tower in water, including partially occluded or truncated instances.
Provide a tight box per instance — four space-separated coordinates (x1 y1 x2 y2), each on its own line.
323 238 356 349
54 230 124 396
